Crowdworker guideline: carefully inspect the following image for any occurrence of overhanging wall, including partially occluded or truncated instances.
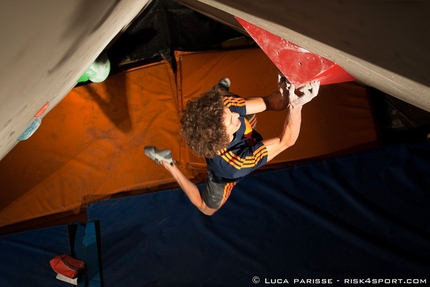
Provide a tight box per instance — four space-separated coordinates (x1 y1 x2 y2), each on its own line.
177 0 430 112
0 0 152 161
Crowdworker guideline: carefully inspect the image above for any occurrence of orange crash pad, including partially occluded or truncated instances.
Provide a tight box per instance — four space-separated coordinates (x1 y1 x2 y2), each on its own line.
0 61 191 228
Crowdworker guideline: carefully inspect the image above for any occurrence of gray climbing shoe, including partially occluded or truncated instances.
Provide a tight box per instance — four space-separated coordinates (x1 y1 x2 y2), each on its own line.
212 77 231 91
144 146 174 166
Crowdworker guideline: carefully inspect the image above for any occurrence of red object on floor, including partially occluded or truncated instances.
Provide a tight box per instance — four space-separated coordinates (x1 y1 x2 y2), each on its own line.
236 17 355 87
50 254 85 279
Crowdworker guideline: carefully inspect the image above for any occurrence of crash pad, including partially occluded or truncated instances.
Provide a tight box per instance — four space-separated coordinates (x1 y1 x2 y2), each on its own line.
0 61 189 228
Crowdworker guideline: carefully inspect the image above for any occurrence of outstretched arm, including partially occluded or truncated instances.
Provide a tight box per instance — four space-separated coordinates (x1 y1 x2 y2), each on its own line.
262 104 301 162
262 80 320 162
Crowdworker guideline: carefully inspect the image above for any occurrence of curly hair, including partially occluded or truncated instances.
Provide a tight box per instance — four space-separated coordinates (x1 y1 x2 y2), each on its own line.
181 90 229 158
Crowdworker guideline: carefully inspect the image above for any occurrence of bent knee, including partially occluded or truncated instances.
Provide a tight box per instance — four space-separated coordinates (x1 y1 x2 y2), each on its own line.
201 206 218 216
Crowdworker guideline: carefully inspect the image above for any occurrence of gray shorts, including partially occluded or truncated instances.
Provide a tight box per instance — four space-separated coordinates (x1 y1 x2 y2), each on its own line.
200 172 237 209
